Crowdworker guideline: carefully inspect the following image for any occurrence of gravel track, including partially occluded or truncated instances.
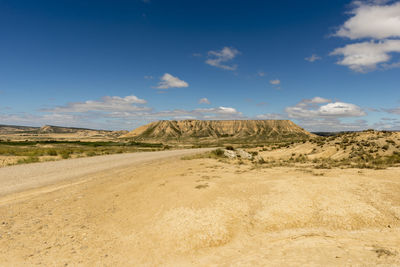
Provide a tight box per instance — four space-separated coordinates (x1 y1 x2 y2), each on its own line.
0 148 212 197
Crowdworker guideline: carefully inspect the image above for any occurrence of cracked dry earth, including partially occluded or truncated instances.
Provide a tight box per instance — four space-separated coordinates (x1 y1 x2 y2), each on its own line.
1 155 400 266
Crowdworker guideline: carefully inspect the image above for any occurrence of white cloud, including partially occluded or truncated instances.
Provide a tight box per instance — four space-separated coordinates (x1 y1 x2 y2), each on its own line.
144 75 153 80
198 98 210 104
256 113 286 120
305 54 321 62
285 97 365 119
318 102 366 117
330 39 400 72
269 79 280 85
196 106 242 115
45 95 148 113
335 1 400 39
205 47 240 70
156 73 189 89
331 1 400 72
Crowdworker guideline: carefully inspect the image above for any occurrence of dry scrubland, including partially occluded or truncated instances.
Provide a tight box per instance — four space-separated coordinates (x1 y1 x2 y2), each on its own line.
0 125 168 168
0 140 169 168
0 130 400 266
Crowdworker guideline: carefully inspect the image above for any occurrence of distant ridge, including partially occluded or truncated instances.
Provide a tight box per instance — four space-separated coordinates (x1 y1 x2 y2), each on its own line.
121 120 314 143
0 124 128 138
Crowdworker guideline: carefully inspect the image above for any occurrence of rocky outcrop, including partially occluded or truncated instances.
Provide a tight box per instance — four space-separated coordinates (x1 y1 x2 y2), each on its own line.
121 120 314 143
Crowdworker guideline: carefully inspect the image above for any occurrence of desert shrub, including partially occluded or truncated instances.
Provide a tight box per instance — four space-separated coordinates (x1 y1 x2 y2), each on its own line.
250 151 258 156
386 139 395 145
17 156 39 164
225 145 235 151
314 163 332 169
47 149 58 156
60 150 72 159
85 151 96 157
212 148 225 157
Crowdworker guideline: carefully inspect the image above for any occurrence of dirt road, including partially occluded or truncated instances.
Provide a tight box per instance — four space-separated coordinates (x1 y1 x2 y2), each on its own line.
0 148 212 197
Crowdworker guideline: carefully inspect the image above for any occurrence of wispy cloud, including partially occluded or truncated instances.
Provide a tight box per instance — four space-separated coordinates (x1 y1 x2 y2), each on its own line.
269 79 280 85
198 98 211 104
257 71 266 77
155 73 189 89
256 113 286 120
382 106 400 114
205 47 240 70
305 54 321 62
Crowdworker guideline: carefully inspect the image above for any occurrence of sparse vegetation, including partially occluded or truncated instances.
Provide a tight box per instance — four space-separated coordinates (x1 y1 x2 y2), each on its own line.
0 140 167 167
182 130 400 170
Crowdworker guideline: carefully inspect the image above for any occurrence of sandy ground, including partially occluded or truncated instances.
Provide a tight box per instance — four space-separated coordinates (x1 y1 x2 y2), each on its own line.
0 148 212 198
0 153 400 266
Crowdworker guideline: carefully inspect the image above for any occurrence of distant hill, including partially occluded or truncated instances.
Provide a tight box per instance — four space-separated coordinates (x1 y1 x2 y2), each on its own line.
0 124 38 134
0 124 128 140
121 120 314 143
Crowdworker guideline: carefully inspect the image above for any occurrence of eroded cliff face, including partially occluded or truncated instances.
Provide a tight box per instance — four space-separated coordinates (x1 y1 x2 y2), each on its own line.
122 120 314 142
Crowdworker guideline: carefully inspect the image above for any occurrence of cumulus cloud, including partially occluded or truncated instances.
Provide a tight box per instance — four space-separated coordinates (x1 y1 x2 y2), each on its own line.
331 40 400 72
331 1 400 72
269 79 280 85
305 54 321 62
285 97 365 118
284 96 370 131
198 98 210 104
335 1 400 39
205 47 240 70
44 95 148 113
156 73 189 89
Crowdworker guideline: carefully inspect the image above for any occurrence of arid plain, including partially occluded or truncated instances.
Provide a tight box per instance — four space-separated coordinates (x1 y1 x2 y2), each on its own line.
0 121 400 266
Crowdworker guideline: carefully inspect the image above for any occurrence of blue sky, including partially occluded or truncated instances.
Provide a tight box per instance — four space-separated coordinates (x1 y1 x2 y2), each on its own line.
0 0 399 131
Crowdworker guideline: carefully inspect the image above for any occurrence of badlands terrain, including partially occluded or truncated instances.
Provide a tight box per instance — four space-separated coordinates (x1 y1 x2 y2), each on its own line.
0 121 400 266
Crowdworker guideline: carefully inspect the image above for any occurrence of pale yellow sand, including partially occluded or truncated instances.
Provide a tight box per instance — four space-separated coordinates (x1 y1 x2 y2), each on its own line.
0 153 399 266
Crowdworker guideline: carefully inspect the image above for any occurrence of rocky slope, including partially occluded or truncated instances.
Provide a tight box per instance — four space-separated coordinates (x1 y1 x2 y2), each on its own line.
121 120 314 143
